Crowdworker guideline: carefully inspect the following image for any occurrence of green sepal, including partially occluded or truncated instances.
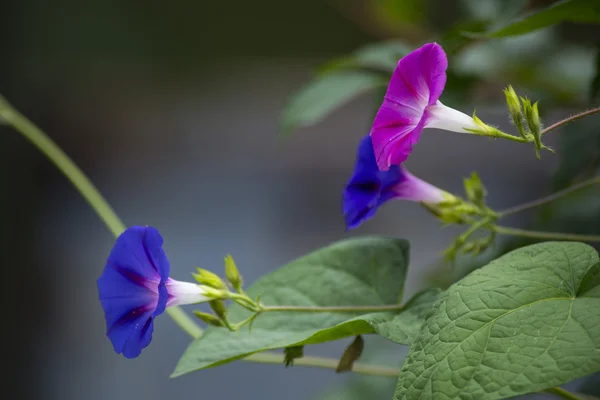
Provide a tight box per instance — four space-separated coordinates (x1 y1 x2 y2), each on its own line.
336 335 365 373
284 345 304 367
193 311 225 328
209 300 228 320
463 172 486 208
192 268 227 290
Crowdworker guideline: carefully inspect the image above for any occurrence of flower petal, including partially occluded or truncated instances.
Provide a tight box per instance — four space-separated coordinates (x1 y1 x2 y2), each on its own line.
98 262 168 357
343 137 380 224
121 314 155 359
424 100 479 133
107 226 170 284
389 166 446 203
386 42 447 108
371 106 426 170
98 226 171 358
370 43 448 170
343 136 403 229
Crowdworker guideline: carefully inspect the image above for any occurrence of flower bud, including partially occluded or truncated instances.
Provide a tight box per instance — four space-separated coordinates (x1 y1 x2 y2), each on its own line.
224 255 243 292
193 311 225 327
521 97 543 158
503 85 526 138
192 268 227 290
209 300 228 320
463 172 486 208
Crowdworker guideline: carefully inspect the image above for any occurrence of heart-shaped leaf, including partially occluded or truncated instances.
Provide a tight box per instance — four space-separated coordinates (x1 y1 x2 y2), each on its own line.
173 237 435 377
395 241 600 399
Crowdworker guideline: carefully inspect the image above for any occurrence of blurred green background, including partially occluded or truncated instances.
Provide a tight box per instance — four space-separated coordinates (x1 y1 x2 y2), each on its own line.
1 0 599 399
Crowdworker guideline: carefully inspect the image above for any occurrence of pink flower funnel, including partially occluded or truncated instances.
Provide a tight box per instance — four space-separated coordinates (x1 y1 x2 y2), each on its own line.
370 43 478 171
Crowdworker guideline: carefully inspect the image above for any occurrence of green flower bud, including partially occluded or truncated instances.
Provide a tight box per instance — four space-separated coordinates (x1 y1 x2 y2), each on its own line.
209 300 228 320
193 311 224 327
503 85 526 138
521 97 543 158
224 255 243 292
463 172 486 208
192 268 227 290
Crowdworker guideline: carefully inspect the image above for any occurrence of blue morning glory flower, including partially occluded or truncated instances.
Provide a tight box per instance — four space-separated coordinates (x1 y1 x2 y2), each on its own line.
343 135 448 230
98 226 210 358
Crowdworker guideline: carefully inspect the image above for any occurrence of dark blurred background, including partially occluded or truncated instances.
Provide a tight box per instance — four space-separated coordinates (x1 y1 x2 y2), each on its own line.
1 0 599 399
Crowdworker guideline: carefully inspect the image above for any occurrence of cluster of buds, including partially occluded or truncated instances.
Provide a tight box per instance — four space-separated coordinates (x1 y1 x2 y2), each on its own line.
504 85 551 158
192 256 263 331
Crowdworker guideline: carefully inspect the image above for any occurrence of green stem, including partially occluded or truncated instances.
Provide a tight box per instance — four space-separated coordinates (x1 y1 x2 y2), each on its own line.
493 225 600 242
0 95 203 340
498 176 600 217
545 386 584 400
261 304 404 313
243 353 399 377
466 128 530 143
0 95 401 378
541 106 600 136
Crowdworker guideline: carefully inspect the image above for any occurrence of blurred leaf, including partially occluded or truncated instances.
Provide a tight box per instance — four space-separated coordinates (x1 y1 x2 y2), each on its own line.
592 44 600 102
441 70 479 107
537 186 600 236
552 114 600 190
463 172 487 207
173 237 413 376
373 0 426 26
319 41 411 74
280 72 386 135
336 335 364 373
470 0 600 38
439 19 488 56
396 241 600 399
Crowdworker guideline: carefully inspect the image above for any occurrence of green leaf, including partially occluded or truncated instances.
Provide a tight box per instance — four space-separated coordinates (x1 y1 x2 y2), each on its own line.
472 0 600 38
395 242 600 400
319 41 411 74
280 72 386 135
591 44 600 102
173 237 429 377
438 19 488 56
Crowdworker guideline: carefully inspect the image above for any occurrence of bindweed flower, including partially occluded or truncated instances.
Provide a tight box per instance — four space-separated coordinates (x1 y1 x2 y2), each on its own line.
343 135 453 230
370 42 479 171
97 226 216 358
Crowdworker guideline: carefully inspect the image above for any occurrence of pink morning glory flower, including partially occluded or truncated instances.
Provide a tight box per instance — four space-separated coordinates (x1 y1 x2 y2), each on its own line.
343 136 450 230
97 226 212 358
370 42 479 171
